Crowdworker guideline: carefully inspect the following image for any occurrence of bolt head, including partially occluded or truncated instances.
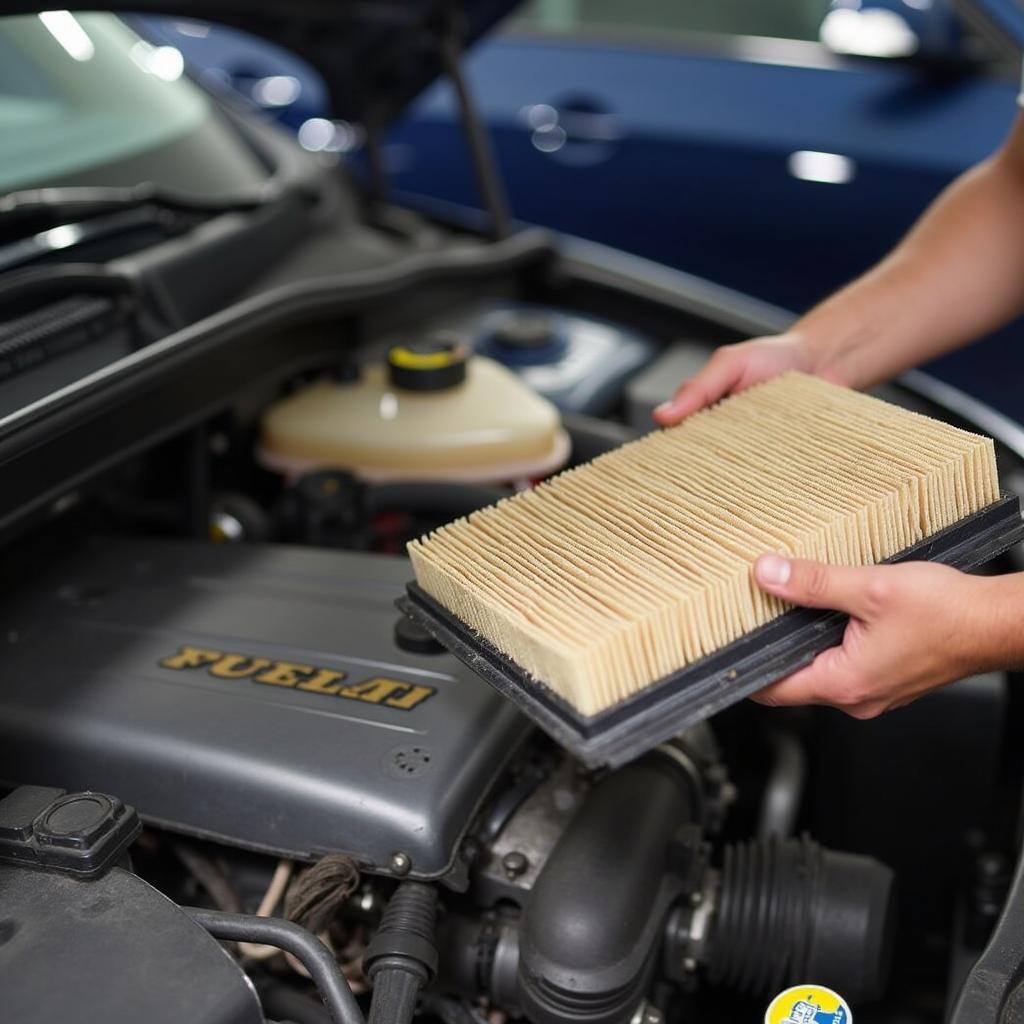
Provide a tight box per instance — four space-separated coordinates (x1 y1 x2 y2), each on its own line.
502 850 529 878
389 851 411 876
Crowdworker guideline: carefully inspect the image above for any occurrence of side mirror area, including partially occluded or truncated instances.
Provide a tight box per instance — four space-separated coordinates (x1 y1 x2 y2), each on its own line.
819 0 964 62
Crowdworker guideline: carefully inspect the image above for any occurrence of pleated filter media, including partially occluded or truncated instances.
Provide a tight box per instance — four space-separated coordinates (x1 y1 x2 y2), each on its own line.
408 373 1000 716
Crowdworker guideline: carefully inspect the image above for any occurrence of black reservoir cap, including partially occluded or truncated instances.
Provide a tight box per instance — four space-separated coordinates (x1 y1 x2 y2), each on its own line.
388 334 469 392
0 785 140 878
489 310 558 350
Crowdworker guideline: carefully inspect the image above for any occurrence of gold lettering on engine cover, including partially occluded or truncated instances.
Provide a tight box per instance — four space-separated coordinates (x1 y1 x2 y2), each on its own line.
159 646 436 711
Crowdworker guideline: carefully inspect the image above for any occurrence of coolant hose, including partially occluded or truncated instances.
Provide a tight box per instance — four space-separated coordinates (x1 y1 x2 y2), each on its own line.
185 907 365 1024
363 882 439 1024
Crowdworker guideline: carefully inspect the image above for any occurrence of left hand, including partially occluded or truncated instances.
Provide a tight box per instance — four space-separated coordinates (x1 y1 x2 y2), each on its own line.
750 554 988 719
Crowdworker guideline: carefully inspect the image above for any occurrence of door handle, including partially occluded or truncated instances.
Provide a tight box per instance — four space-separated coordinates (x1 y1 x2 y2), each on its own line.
520 96 623 162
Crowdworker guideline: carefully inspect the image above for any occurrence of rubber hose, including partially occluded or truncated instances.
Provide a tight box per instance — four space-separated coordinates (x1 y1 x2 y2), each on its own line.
517 756 693 1024
366 965 423 1024
255 976 333 1024
185 908 365 1024
706 836 894 1001
364 882 439 1024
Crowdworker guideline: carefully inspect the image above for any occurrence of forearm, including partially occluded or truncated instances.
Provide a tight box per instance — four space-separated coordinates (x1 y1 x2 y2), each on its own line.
968 571 1024 675
794 115 1024 389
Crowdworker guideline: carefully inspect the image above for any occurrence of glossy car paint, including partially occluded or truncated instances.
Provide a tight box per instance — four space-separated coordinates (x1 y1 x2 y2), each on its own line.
389 34 1017 313
135 2 1024 420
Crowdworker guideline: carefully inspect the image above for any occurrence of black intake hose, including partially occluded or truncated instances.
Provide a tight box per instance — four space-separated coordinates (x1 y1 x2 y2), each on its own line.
363 882 439 1024
705 836 895 1002
517 755 693 1024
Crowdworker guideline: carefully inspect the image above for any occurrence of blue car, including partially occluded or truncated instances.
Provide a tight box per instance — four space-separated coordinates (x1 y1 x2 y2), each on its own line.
135 1 1024 419
392 1 1017 310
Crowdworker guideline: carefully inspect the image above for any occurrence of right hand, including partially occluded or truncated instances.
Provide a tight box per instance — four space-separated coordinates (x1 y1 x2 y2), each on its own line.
652 332 816 426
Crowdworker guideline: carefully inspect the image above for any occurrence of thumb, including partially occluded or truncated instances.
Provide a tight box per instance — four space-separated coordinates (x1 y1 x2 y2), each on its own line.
653 354 743 426
754 554 876 618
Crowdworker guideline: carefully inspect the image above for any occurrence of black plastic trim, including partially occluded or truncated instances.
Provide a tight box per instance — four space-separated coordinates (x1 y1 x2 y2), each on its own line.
0 230 556 539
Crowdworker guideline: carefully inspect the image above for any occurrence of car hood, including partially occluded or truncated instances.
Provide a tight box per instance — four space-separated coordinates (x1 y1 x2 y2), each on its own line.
0 1 522 127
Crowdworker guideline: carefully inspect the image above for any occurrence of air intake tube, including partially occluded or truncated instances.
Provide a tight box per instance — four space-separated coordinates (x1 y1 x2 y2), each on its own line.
516 755 694 1024
703 836 895 1002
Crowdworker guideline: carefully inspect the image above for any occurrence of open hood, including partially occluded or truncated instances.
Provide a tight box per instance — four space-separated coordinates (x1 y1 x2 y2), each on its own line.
0 1 521 127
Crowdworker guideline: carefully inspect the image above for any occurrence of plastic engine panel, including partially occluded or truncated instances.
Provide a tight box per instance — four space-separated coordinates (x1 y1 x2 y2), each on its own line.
0 539 531 877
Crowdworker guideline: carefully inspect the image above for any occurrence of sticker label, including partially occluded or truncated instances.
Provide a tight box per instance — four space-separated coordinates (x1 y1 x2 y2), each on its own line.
765 985 852 1024
159 645 436 711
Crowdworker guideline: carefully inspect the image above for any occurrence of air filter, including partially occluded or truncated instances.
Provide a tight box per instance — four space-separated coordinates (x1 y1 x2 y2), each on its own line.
399 373 1024 766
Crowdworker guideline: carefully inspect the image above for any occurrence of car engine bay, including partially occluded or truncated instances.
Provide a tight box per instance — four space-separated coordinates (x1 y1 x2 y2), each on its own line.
3 235 1023 1024
1 39 1023 1020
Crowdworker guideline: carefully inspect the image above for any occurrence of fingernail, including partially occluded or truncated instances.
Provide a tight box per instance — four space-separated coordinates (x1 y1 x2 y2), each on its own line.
654 401 673 415
757 554 791 587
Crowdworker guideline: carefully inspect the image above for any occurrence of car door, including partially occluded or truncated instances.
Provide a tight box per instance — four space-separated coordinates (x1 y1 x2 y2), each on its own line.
387 0 1019 315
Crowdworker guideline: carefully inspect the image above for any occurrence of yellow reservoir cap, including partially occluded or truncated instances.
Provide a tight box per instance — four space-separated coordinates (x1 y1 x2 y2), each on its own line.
388 346 459 370
387 337 468 391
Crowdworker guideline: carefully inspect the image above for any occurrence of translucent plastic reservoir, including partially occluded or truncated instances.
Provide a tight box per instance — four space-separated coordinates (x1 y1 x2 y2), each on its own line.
259 356 569 483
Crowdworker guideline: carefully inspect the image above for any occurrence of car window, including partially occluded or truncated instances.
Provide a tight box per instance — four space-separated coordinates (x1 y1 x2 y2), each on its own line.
0 12 268 196
513 0 833 43
511 0 1012 67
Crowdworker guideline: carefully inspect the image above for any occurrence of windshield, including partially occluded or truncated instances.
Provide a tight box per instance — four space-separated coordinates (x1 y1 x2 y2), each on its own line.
0 12 268 196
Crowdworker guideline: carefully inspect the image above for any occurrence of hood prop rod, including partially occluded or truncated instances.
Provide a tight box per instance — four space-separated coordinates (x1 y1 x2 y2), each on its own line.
438 5 512 241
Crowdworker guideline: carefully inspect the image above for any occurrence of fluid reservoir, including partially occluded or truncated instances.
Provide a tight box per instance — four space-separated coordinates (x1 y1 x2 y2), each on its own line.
259 336 570 483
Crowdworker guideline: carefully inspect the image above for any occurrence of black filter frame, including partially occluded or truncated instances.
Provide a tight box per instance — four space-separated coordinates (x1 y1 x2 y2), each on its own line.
398 493 1024 768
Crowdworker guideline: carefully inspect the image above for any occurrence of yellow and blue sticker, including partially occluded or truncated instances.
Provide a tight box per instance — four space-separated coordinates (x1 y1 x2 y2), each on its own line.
765 985 852 1024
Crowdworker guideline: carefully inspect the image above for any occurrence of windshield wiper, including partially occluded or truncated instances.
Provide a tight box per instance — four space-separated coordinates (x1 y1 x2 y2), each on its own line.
0 207 179 274
0 182 279 229
0 182 287 273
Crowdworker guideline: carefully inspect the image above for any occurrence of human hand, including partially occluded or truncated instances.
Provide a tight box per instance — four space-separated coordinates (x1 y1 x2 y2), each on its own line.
653 332 818 426
749 554 990 719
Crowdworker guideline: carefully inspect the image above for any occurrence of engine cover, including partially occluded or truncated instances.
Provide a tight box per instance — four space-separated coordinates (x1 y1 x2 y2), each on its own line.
0 539 531 877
